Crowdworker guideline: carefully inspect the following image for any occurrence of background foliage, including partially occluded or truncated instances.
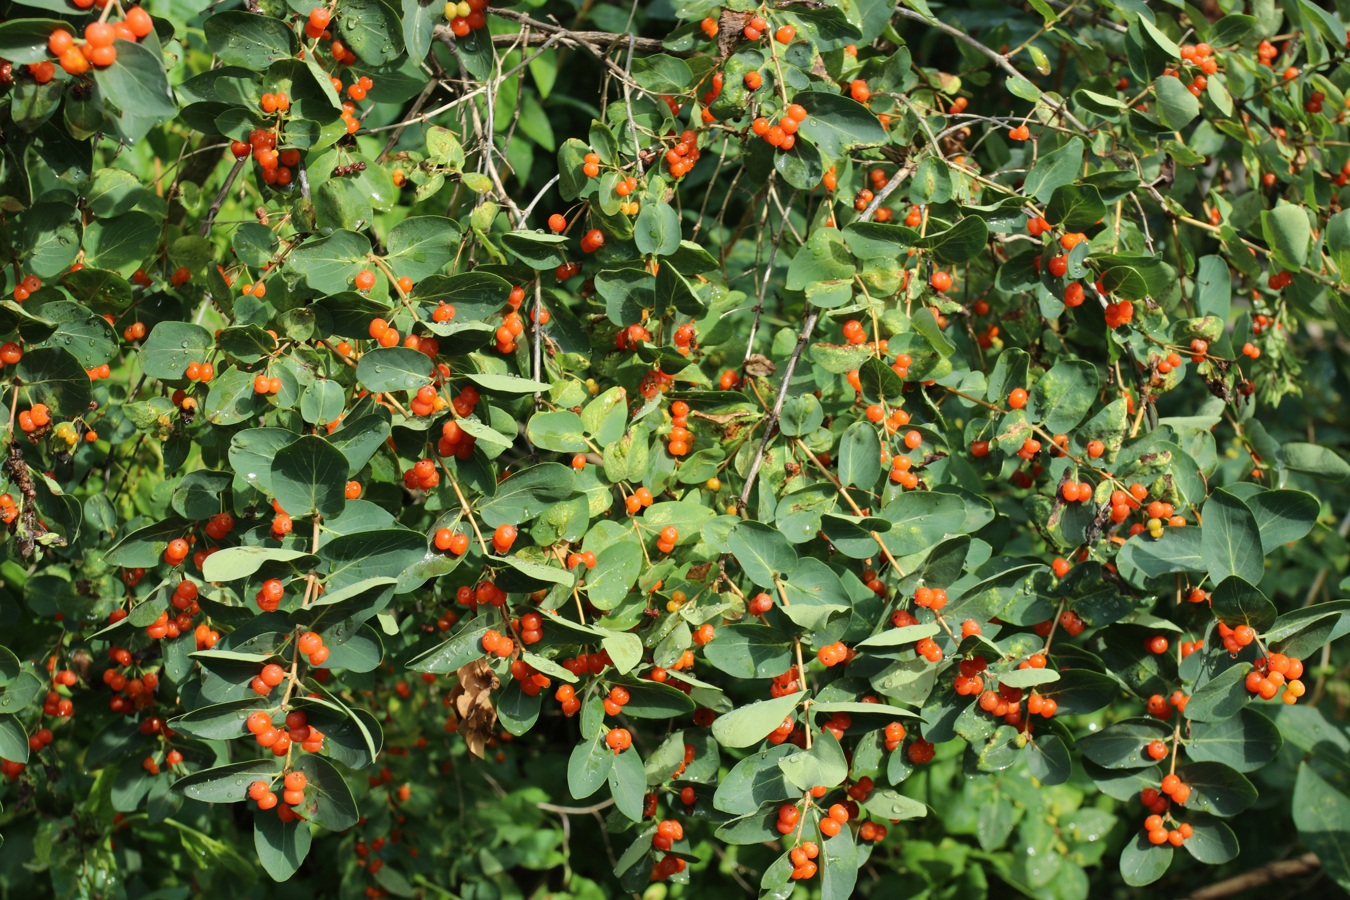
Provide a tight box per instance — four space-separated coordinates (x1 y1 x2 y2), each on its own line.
0 0 1348 897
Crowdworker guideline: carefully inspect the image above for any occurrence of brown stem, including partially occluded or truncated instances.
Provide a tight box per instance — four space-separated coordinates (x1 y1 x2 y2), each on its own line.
1184 854 1319 900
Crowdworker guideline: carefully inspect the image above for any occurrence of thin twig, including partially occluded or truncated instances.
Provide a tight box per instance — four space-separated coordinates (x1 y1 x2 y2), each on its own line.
736 308 819 511
741 188 795 369
1184 854 1319 900
198 156 248 238
892 5 1092 137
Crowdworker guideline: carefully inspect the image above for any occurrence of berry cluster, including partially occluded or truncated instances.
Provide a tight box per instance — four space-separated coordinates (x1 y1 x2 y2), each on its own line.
402 458 440 491
915 636 943 663
553 683 582 716
817 641 850 667
480 629 515 658
432 527 469 555
453 580 506 609
602 685 631 717
623 485 655 515
331 160 369 178
183 360 216 383
664 128 704 178
508 659 551 696
1246 653 1306 703
443 0 489 37
248 770 309 812
16 404 51 434
605 726 632 753
1146 690 1189 718
750 104 807 152
11 274 41 302
1216 621 1257 654
491 524 517 554
44 10 154 77
952 656 987 695
437 417 479 461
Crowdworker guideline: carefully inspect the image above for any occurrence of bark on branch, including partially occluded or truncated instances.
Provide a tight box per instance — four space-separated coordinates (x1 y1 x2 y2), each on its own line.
1184 854 1320 900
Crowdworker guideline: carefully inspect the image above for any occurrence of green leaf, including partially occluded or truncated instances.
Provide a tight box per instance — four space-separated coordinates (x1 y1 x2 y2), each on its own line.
288 231 372 294
778 730 849 790
1201 490 1265 585
839 421 881 490
174 759 278 803
1182 662 1249 723
169 699 268 741
818 814 859 899
1182 816 1240 864
501 231 569 269
1154 74 1199 129
333 0 403 65
406 620 493 674
270 435 349 518
1031 360 1099 433
654 262 705 316
95 39 178 141
205 11 297 69
606 737 646 821
1024 139 1083 202
919 217 988 265
293 754 359 831
727 521 798 586
355 347 433 393
711 692 804 749
878 491 969 557
1046 183 1107 231
105 517 193 568
1293 763 1350 891
15 347 92 417
1195 254 1231 318
21 202 82 278
1262 202 1311 270
1178 761 1257 817
1078 718 1172 768
713 744 798 815
254 808 312 882
702 625 794 678
0 715 28 764
1210 576 1277 633
1281 443 1350 480
585 540 641 610
0 20 65 65
1265 600 1350 659
1187 708 1281 772
568 730 615 798
526 410 587 452
461 372 550 395
787 227 856 302
479 464 576 527
1209 14 1257 45
634 202 682 257
794 90 889 159
1116 527 1205 584
996 668 1061 689
1244 489 1319 554
861 788 928 821
83 212 158 274
1120 831 1172 886
138 322 215 381
1094 254 1175 300
385 216 459 281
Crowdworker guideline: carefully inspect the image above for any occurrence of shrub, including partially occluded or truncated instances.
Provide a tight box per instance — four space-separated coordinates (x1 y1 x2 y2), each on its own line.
0 0 1348 897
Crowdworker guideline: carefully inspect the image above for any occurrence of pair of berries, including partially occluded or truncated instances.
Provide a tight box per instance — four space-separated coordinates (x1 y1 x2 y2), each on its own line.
248 770 307 810
817 642 849 667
